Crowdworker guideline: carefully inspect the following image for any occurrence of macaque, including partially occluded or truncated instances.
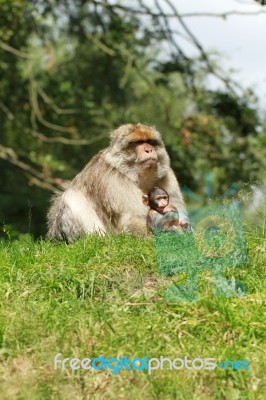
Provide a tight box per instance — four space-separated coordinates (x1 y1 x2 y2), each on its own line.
142 187 191 233
47 123 188 242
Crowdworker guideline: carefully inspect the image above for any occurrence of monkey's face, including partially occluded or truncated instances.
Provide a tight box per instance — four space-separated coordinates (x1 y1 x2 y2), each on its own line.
110 123 168 165
131 139 158 167
150 193 169 212
105 123 170 181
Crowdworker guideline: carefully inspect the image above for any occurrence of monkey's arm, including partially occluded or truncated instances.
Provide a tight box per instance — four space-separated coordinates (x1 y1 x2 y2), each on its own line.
157 169 192 230
157 169 187 210
163 205 177 212
148 210 181 232
102 170 148 235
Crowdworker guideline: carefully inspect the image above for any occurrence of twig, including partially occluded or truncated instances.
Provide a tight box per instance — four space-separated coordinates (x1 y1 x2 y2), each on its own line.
154 0 187 57
176 10 266 18
37 86 80 115
28 129 108 145
162 0 240 95
29 79 77 135
0 40 33 59
0 102 15 120
91 1 266 18
0 145 61 193
85 33 116 56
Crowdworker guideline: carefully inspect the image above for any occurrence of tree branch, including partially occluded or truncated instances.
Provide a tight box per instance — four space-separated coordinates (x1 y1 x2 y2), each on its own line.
162 0 241 95
0 145 63 193
91 1 266 18
29 79 77 135
28 129 108 145
37 86 80 115
181 10 266 18
0 40 34 58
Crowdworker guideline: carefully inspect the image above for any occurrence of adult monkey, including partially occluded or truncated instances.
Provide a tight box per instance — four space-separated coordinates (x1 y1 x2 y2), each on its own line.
47 123 187 241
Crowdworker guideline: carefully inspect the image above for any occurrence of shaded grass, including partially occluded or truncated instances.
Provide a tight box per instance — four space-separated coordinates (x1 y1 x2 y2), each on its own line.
0 224 265 400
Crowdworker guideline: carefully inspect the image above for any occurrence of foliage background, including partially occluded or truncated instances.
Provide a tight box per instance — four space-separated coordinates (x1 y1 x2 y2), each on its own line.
0 0 265 238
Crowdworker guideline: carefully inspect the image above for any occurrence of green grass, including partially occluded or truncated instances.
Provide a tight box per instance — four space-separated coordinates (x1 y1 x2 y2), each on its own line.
0 222 265 400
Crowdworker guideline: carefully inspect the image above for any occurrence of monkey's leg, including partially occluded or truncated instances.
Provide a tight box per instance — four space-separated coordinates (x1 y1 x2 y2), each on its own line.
119 213 147 236
48 189 106 241
64 189 106 233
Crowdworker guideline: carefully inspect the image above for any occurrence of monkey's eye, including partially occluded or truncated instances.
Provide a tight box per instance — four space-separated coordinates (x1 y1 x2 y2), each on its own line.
147 139 159 146
129 139 159 146
155 195 168 201
129 140 145 147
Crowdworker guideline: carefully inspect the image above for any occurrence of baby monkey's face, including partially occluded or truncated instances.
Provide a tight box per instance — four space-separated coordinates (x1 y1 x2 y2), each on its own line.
152 194 169 213
142 187 171 213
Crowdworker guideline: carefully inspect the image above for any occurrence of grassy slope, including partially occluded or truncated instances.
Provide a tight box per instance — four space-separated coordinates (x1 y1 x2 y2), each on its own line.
0 223 265 400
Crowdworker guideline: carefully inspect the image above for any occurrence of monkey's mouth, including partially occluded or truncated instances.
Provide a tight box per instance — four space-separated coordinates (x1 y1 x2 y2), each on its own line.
142 158 157 166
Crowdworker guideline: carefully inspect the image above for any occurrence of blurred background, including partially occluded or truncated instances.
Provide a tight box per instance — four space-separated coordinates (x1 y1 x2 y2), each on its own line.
0 0 265 239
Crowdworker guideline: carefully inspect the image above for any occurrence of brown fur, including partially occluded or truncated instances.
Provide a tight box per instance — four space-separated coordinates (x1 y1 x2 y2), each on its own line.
47 123 186 241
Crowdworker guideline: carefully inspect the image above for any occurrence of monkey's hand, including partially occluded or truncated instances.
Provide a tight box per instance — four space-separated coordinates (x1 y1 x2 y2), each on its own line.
149 210 180 232
163 205 177 212
178 210 193 232
179 219 189 228
120 214 148 236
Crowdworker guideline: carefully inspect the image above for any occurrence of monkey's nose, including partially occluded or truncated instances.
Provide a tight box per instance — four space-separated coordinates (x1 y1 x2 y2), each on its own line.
144 146 153 153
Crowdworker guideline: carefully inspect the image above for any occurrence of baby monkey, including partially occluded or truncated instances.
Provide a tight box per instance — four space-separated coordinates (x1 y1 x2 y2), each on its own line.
142 187 190 233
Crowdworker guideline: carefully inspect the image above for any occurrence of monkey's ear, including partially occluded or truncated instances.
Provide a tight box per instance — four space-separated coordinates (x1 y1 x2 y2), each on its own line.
142 195 149 206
